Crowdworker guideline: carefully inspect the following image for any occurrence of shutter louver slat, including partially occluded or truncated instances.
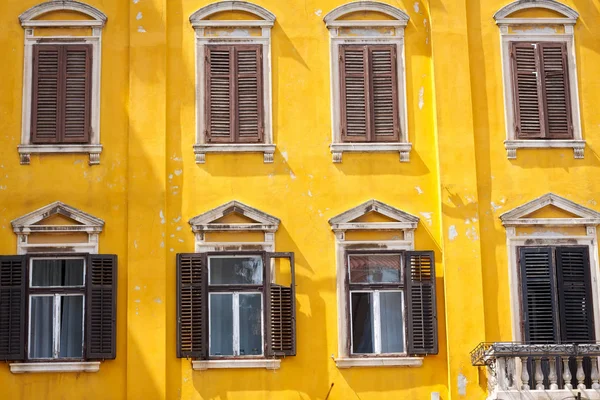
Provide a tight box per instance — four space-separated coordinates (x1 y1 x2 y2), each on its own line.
177 253 207 359
370 46 399 141
63 46 91 143
406 251 438 355
207 48 233 142
266 252 296 357
31 46 60 143
0 256 26 361
541 43 572 139
341 46 368 142
86 254 117 360
512 43 544 139
236 47 263 142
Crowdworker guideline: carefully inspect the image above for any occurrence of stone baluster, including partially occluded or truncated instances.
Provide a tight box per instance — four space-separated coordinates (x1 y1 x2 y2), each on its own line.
562 357 573 390
576 357 586 391
506 357 517 390
534 357 545 390
521 357 530 390
548 358 558 390
591 357 600 390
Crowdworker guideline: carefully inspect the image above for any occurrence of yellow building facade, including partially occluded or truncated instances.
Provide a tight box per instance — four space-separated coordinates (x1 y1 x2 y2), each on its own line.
2 0 600 399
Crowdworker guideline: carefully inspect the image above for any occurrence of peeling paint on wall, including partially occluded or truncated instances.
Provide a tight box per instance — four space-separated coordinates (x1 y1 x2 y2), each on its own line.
136 12 142 20
159 210 166 224
418 87 425 110
420 212 433 226
415 186 423 194
413 2 420 13
458 373 468 396
315 9 322 17
137 26 146 33
449 225 458 241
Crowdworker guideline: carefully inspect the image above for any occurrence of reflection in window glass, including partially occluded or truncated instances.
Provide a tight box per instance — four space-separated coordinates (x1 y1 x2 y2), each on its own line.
209 256 263 285
31 259 84 287
30 296 54 359
380 291 404 353
59 296 84 358
349 254 401 284
210 293 234 356
239 294 263 356
351 292 374 354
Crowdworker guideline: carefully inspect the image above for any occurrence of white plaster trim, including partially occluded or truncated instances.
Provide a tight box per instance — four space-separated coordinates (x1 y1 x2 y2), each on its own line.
18 144 103 165
494 389 600 400
193 144 275 164
327 20 408 28
495 17 577 26
19 1 108 27
335 357 423 368
504 139 584 159
21 20 105 28
191 20 274 28
190 1 275 23
493 0 579 20
192 359 280 370
12 201 104 229
329 199 419 230
10 362 100 374
189 200 280 230
330 142 412 163
500 193 600 226
324 1 410 26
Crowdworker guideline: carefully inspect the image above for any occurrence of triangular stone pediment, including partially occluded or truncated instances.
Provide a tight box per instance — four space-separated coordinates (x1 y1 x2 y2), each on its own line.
500 193 600 227
11 201 104 233
329 200 419 231
189 201 280 233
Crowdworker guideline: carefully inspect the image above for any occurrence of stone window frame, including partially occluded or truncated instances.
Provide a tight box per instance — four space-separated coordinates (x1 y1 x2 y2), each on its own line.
190 1 276 164
18 0 107 166
324 1 411 163
494 0 584 159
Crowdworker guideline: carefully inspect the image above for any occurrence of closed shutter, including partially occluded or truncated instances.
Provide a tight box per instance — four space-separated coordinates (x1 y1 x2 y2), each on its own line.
86 254 117 360
0 256 26 361
265 252 296 357
405 251 438 355
519 247 558 344
556 247 594 343
236 46 263 143
31 45 61 144
511 42 544 139
540 43 572 139
370 45 399 142
206 46 233 143
63 45 92 143
340 45 369 142
176 253 207 359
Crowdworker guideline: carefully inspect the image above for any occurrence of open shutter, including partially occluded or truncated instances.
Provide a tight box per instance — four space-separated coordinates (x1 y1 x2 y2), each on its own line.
206 46 234 143
235 46 263 143
511 42 544 139
540 43 572 139
556 247 594 343
31 45 61 144
265 252 296 357
519 247 558 344
340 45 369 142
0 256 26 361
62 45 92 143
86 254 117 360
177 253 207 359
405 251 438 355
369 45 399 142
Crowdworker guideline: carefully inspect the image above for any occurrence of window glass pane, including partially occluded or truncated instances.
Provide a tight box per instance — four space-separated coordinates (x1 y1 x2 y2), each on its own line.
210 293 234 356
380 291 404 353
30 296 54 359
239 294 263 356
209 256 263 285
59 296 84 358
351 292 374 354
349 254 401 284
31 259 84 287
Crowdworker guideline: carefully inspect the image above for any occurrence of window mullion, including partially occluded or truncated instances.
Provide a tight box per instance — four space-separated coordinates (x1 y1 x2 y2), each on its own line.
373 290 381 354
233 292 240 356
54 294 60 359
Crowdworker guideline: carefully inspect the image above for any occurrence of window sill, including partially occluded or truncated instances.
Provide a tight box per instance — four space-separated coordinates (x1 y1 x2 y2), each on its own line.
335 357 423 369
18 144 103 165
10 361 101 374
330 142 412 163
191 359 281 371
504 140 585 159
193 143 276 164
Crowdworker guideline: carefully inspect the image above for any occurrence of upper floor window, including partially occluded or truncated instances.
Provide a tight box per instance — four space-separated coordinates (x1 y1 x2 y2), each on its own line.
190 1 275 164
324 2 410 163
18 0 107 165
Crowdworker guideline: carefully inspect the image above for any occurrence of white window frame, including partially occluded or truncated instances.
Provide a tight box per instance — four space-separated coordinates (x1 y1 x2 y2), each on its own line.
190 1 275 164
494 0 584 159
18 1 107 166
324 2 411 163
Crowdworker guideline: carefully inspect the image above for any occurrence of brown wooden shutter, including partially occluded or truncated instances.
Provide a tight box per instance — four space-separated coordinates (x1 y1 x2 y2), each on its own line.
265 252 296 357
62 45 92 143
369 45 399 142
0 256 26 361
540 43 572 139
31 45 61 144
86 254 117 360
235 46 263 143
340 45 369 142
206 46 234 143
511 42 545 139
405 251 438 355
176 253 207 359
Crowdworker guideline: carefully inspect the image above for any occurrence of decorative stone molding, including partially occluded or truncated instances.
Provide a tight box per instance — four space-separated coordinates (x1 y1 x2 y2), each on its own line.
193 144 276 164
329 199 419 232
493 0 579 21
330 143 412 163
335 357 423 369
18 145 104 166
190 1 275 25
504 140 585 160
324 1 410 27
192 359 280 370
10 361 101 374
19 0 107 27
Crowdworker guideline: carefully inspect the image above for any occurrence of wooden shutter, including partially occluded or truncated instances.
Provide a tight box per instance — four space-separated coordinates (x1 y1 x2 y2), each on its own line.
265 252 296 357
340 45 369 142
31 45 61 143
206 46 233 143
369 45 399 142
176 253 207 359
236 46 263 143
519 247 558 344
540 43 572 139
405 251 438 355
511 42 544 139
556 247 594 343
0 256 26 361
62 45 92 143
86 254 117 360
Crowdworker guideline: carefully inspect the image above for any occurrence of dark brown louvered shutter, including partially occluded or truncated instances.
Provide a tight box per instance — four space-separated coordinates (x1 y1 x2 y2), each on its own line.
265 252 296 357
176 253 207 359
206 46 233 143
31 45 61 144
340 45 369 142
540 43 572 139
62 45 92 143
556 247 594 343
86 254 117 360
405 251 438 355
0 256 26 361
511 42 544 139
235 46 263 143
519 247 558 344
369 45 399 142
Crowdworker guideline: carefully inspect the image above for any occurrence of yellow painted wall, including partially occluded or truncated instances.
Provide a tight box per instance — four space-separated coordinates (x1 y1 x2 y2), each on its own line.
1 0 599 399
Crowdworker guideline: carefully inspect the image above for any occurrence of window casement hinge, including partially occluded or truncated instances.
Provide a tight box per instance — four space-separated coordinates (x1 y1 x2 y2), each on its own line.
341 127 345 136
205 55 209 63
339 54 343 62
